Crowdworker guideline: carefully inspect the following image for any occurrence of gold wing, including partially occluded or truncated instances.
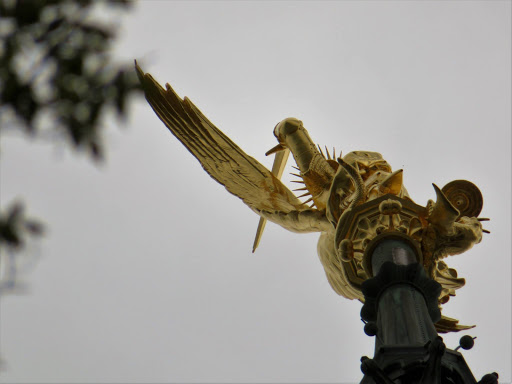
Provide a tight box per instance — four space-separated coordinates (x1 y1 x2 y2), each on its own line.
136 63 329 233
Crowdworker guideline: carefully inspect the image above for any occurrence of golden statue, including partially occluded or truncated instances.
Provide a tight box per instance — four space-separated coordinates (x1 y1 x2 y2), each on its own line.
135 63 489 333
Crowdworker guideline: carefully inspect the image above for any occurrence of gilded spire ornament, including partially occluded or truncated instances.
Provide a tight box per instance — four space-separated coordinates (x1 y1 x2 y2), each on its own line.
135 62 489 334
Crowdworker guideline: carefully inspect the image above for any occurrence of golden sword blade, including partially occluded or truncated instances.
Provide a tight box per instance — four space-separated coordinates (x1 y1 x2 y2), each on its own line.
252 147 291 252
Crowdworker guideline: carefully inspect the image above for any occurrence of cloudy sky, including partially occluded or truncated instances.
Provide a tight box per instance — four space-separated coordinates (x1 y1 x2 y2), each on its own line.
1 1 510 383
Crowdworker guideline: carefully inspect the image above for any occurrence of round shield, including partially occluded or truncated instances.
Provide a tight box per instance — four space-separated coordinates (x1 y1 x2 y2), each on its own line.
441 180 483 218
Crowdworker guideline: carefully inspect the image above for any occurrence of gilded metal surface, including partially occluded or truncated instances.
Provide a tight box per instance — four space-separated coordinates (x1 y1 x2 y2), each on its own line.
441 180 483 218
136 63 488 333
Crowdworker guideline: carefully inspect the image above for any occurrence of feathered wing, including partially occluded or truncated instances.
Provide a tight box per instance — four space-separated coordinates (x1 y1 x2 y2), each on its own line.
136 63 330 232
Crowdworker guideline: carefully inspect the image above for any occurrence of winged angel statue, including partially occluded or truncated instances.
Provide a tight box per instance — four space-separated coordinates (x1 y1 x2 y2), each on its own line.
135 63 488 333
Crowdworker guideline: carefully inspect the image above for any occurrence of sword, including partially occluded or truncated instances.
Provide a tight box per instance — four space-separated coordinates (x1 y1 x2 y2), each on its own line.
252 145 290 252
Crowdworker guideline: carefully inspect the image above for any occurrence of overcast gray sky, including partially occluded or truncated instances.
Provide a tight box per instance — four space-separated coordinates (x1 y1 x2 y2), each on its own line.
1 1 510 383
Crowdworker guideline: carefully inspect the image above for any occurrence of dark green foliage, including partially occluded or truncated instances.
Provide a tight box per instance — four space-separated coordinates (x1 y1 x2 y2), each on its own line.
0 0 142 160
0 0 141 266
0 202 44 250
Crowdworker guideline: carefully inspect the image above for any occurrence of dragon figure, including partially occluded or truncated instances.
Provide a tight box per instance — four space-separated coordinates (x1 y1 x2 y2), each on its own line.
135 63 489 333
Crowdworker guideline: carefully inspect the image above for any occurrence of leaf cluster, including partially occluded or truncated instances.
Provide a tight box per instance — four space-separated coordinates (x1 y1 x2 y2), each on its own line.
0 201 43 250
0 0 142 160
0 0 142 270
